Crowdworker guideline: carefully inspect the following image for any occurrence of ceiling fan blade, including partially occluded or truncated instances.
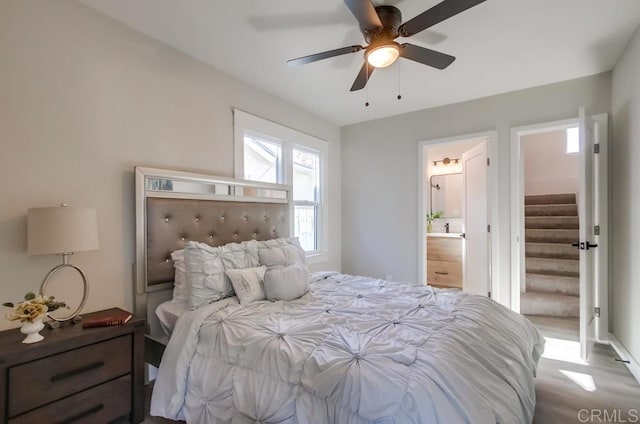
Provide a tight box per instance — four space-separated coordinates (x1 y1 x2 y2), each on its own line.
399 0 487 37
343 0 383 31
350 62 375 91
288 45 364 66
400 43 455 69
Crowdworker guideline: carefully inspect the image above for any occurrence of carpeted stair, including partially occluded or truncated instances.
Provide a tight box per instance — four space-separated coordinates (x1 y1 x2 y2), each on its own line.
520 193 580 317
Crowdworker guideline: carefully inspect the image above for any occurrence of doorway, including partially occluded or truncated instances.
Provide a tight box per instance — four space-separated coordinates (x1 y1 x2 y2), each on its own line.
518 127 581 318
418 132 498 298
510 112 609 360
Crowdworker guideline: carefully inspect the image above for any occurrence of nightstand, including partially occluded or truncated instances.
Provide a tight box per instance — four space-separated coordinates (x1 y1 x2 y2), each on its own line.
0 308 144 423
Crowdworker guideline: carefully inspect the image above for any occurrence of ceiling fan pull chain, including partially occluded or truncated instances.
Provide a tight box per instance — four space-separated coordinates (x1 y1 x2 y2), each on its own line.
365 62 370 107
397 60 402 100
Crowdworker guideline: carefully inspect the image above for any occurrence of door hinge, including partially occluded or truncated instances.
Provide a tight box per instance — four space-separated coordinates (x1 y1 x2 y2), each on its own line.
594 225 600 236
594 307 601 318
487 224 491 233
594 144 600 154
487 291 492 298
487 158 490 166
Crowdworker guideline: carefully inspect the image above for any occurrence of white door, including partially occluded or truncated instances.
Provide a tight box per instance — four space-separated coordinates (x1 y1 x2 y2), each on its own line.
578 107 597 360
462 142 489 296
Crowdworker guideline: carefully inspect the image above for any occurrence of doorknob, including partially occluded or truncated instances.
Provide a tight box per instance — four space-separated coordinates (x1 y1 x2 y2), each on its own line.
572 241 598 250
459 233 466 239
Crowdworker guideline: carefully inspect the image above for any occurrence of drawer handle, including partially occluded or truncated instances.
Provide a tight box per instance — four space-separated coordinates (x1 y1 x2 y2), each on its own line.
435 271 449 275
56 404 104 424
50 360 105 382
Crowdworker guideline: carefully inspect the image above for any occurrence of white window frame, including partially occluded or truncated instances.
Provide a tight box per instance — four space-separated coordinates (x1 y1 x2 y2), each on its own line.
233 109 328 263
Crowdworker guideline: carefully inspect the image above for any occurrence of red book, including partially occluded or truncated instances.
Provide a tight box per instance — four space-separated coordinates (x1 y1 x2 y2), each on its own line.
83 308 132 328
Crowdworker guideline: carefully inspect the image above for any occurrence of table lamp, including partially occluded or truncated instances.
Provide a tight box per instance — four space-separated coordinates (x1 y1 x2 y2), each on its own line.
28 203 99 324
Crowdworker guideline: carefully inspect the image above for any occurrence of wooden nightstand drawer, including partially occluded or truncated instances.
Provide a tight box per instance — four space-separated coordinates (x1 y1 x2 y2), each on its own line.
8 374 131 424
427 260 462 288
427 237 462 262
0 309 145 423
8 334 131 417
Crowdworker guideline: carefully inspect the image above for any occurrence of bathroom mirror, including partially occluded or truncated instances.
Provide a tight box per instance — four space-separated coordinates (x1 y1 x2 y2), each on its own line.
430 173 462 218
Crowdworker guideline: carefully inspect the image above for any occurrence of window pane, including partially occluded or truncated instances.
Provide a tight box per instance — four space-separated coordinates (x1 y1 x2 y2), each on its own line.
293 148 319 201
244 136 281 183
566 127 579 153
295 205 316 251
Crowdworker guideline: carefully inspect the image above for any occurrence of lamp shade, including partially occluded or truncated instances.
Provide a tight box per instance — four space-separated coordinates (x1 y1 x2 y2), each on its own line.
28 205 99 255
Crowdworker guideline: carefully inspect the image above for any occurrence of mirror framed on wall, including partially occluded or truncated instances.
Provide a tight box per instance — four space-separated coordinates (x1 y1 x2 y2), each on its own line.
430 173 462 218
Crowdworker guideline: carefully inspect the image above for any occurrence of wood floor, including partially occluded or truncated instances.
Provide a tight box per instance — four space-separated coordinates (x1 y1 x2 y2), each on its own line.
144 315 640 423
528 315 640 424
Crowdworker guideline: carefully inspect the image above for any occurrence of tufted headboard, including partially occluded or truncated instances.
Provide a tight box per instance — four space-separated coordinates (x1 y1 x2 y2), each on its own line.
146 197 289 287
135 167 291 350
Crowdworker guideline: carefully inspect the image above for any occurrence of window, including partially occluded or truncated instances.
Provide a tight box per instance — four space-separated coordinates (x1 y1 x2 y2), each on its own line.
234 110 327 257
566 127 579 153
243 134 282 183
293 147 320 251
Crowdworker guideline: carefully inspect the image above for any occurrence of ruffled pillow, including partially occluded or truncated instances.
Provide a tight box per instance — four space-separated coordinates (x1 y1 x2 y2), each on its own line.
184 242 229 309
257 237 307 264
170 249 188 304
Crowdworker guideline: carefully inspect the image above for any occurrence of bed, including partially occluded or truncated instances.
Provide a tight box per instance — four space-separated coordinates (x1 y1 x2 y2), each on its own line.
135 167 545 424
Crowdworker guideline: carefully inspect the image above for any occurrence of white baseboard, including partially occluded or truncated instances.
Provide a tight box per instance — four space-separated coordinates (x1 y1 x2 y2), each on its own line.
609 333 640 384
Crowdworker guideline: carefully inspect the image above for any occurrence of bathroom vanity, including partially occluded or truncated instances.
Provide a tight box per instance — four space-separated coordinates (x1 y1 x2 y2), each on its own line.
426 233 463 289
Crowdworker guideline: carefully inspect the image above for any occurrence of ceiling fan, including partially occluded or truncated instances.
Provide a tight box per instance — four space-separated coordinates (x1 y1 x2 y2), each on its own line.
288 0 487 91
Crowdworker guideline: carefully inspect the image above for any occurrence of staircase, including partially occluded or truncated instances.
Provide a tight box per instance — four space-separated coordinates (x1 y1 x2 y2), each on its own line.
520 193 580 317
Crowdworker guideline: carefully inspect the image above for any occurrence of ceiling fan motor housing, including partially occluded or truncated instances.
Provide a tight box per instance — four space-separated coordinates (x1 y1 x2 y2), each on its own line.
363 5 402 43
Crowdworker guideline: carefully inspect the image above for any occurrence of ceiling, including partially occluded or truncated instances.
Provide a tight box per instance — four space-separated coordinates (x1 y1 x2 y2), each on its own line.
77 0 640 126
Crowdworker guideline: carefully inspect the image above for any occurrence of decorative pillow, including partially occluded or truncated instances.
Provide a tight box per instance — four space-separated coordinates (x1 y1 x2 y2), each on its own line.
184 242 229 310
170 249 188 304
259 244 310 301
263 263 310 301
220 240 260 269
225 266 267 304
257 237 306 265
259 244 304 267
219 240 260 289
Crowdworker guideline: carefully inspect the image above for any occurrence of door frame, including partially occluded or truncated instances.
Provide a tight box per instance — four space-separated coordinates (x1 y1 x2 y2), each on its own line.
417 131 499 299
509 114 609 343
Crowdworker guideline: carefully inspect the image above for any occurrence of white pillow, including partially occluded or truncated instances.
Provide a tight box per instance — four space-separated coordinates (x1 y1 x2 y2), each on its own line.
219 240 260 289
184 242 230 309
259 244 310 301
225 266 267 304
219 240 260 269
259 244 304 267
263 263 310 301
170 249 188 304
257 237 307 265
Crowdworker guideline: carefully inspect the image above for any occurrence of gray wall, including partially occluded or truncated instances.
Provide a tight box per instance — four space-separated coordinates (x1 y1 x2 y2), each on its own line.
612 26 640 365
341 73 611 307
0 0 341 330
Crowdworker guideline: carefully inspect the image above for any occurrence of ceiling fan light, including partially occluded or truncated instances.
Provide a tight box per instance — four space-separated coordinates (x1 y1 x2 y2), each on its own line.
366 43 400 68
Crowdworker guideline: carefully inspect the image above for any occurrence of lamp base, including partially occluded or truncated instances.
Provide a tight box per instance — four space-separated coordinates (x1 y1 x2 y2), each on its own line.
40 253 88 324
45 315 83 329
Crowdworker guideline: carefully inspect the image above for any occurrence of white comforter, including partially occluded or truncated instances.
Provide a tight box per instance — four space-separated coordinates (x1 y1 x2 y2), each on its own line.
151 273 544 423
